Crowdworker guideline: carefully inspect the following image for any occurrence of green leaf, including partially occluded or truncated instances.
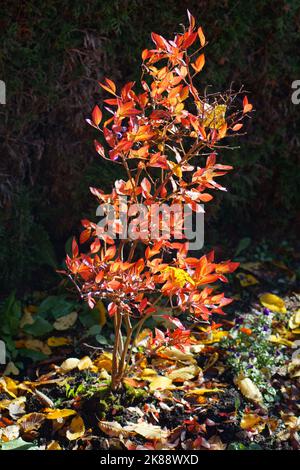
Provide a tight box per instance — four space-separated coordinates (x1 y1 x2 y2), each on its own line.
38 295 75 319
17 349 48 362
0 437 37 451
23 317 53 336
235 237 251 257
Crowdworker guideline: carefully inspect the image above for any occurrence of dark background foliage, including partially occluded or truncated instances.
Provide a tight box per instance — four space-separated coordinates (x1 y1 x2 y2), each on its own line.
0 0 299 294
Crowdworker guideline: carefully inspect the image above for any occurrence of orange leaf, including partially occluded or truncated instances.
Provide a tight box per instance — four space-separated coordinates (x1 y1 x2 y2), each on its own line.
243 96 253 113
218 123 227 139
198 27 205 47
92 105 102 126
99 78 117 96
191 54 205 73
232 123 243 132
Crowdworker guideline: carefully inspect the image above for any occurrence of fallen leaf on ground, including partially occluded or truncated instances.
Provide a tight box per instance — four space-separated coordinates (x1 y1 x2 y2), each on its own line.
54 311 78 330
149 376 174 391
94 352 113 372
234 376 263 404
78 356 95 371
46 441 62 450
98 420 130 437
124 421 169 440
59 357 80 372
66 415 85 441
45 409 76 420
15 339 51 356
0 377 19 398
259 293 286 314
47 337 71 347
167 365 201 382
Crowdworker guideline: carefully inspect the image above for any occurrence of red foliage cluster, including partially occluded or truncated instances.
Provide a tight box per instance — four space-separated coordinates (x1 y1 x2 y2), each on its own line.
63 11 253 388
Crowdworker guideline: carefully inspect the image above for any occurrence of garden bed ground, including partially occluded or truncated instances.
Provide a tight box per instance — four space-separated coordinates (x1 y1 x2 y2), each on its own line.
0 245 299 451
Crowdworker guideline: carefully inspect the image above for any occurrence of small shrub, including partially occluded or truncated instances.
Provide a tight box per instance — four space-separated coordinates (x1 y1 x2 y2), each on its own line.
64 12 252 390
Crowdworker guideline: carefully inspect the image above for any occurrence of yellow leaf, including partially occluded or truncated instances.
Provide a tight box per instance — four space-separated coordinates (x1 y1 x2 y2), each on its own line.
135 328 152 347
47 441 62 450
0 377 19 398
54 311 78 330
149 376 174 391
59 358 80 373
46 409 76 420
185 387 224 396
168 161 182 178
289 311 300 330
236 272 259 287
94 352 112 372
197 27 205 47
95 300 106 327
234 376 263 404
140 368 158 381
202 104 227 130
159 346 195 363
66 415 85 441
268 335 293 347
77 356 94 371
240 413 263 430
259 293 286 314
47 337 71 347
167 365 200 382
218 123 227 139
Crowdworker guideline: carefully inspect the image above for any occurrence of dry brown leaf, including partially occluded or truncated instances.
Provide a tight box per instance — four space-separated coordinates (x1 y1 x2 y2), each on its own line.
0 425 20 442
98 420 130 438
18 412 46 434
124 421 169 441
54 311 78 330
158 346 195 363
15 339 51 356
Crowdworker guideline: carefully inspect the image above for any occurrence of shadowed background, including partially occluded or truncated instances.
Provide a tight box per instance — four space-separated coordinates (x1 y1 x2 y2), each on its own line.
0 0 299 294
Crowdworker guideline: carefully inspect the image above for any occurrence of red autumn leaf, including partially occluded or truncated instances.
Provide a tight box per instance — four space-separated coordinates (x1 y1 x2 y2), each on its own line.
95 271 104 284
90 238 100 254
151 32 168 50
80 229 91 244
72 238 78 257
94 140 105 158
